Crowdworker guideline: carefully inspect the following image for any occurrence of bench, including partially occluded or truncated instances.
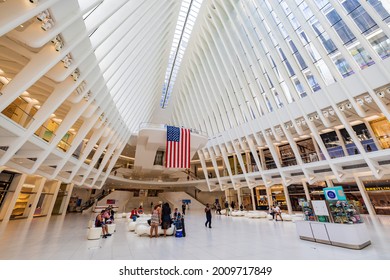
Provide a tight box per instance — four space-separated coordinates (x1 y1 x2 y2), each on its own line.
87 227 102 240
135 224 175 237
245 211 267 218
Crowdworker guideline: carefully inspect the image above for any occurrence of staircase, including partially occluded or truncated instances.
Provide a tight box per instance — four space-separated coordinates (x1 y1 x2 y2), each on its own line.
158 191 205 211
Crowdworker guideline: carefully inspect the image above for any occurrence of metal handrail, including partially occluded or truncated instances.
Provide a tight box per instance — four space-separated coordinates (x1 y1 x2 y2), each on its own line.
139 122 208 137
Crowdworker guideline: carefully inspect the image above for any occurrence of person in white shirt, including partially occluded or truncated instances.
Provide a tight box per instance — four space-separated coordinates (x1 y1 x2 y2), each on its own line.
274 205 283 221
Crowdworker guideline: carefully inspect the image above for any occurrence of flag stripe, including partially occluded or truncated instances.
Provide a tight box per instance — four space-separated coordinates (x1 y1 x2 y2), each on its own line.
165 126 191 168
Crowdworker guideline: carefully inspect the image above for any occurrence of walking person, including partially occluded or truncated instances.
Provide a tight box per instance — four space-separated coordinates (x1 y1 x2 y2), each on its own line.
182 202 186 215
205 203 212 228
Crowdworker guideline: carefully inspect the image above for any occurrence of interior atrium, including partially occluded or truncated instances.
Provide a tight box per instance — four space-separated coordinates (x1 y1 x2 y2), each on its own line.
1 0 390 261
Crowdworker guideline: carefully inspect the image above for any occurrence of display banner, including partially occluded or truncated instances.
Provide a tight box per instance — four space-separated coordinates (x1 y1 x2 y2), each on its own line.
323 186 347 201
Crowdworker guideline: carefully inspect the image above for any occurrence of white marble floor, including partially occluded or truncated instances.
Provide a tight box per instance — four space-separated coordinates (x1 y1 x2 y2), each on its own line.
0 210 390 260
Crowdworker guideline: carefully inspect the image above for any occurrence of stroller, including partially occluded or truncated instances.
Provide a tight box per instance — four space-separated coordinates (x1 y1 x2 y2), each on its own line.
174 214 186 237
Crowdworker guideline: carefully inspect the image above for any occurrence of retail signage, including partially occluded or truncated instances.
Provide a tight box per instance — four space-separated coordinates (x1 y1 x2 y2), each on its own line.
323 186 346 201
366 187 390 191
107 199 116 204
311 200 329 216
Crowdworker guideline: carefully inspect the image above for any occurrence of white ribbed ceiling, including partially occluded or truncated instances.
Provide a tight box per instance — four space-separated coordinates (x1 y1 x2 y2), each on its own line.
78 0 181 132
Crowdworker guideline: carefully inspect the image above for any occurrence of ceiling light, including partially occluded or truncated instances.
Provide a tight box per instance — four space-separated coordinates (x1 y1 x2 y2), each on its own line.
62 54 72 68
378 91 385 98
41 18 54 31
346 103 352 109
338 105 344 111
54 41 63 51
356 98 364 105
36 10 49 21
309 116 314 122
29 0 39 3
364 95 372 103
314 114 319 120
71 69 80 81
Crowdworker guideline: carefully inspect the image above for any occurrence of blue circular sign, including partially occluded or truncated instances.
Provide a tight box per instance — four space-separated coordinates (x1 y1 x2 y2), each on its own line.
327 190 336 199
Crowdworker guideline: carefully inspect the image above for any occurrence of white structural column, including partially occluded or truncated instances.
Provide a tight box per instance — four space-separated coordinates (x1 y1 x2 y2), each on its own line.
354 175 376 217
44 181 61 220
282 183 293 215
250 187 256 211
26 177 46 221
61 183 74 217
0 174 27 223
301 180 311 202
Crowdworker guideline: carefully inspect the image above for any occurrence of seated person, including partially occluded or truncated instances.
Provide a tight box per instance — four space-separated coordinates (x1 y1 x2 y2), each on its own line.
130 208 139 220
103 209 112 224
137 205 144 214
95 210 111 238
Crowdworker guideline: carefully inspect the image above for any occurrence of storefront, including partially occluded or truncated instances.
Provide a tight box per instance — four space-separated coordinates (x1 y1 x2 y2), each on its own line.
287 184 307 211
363 182 390 215
369 117 390 149
254 186 268 210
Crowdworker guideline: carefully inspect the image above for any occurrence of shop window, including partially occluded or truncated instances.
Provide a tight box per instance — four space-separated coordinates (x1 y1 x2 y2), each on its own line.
296 138 319 163
364 181 390 215
320 131 345 158
369 117 390 149
263 149 276 169
287 184 306 211
254 187 268 210
278 144 297 167
339 123 377 155
0 172 15 209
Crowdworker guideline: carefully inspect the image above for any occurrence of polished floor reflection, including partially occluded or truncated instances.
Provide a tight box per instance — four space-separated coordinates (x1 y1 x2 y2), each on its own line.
0 210 390 260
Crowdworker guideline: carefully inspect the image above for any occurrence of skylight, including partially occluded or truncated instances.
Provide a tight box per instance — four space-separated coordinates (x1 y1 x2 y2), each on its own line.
160 0 203 109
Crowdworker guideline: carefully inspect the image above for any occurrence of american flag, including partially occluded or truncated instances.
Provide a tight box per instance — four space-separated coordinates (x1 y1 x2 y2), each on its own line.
166 126 191 168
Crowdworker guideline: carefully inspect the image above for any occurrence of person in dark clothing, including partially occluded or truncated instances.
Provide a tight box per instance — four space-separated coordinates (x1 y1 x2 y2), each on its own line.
182 202 186 215
216 203 222 215
224 200 230 216
161 202 172 237
205 203 212 228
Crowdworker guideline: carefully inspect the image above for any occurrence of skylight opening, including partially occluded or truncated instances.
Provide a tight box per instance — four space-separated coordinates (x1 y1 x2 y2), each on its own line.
160 0 204 109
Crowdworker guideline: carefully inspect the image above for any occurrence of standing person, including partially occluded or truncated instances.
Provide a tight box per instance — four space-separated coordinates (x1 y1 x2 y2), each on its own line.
216 203 222 215
269 205 275 220
230 201 235 210
161 202 172 237
274 204 283 221
204 203 212 228
173 207 179 219
182 202 186 215
150 204 161 238
150 201 154 212
224 200 230 216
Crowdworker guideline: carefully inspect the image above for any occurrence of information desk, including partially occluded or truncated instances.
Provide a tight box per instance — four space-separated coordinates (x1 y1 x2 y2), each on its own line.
295 220 371 249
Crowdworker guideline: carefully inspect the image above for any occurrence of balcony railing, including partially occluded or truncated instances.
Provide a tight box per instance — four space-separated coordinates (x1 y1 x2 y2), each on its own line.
1 102 34 128
139 122 208 137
